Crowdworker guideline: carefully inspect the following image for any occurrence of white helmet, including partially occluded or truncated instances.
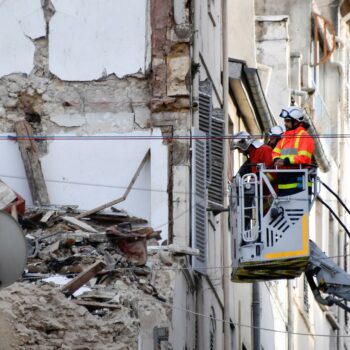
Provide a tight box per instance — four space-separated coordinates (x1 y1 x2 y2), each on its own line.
279 106 304 122
268 125 284 137
232 131 256 151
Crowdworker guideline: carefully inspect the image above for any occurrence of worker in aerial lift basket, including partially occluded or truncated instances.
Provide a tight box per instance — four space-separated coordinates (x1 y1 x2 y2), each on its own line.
272 106 315 196
267 125 284 149
231 131 272 176
264 125 285 193
231 131 273 228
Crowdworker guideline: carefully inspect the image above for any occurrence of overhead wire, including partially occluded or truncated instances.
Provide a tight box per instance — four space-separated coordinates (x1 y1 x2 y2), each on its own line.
105 250 350 272
3 133 350 141
6 104 350 337
9 134 350 261
28 251 350 274
20 178 350 338
263 281 288 323
0 173 348 205
136 296 350 338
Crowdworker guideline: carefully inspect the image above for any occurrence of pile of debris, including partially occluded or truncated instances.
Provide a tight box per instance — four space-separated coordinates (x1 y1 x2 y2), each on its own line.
24 206 162 274
0 206 175 349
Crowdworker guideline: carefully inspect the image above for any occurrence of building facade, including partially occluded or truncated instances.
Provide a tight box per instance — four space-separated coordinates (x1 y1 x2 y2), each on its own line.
1 0 350 349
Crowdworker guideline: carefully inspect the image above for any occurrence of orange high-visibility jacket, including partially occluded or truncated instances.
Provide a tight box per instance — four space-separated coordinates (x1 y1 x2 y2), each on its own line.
272 126 314 165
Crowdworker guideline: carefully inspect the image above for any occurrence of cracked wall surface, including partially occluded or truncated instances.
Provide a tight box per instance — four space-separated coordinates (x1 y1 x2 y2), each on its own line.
0 0 191 136
49 0 149 80
0 1 195 347
0 1 152 136
0 0 45 77
0 0 191 246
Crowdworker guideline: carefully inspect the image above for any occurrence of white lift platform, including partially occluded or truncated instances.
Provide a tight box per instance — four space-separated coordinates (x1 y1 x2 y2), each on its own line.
231 165 350 312
230 165 318 282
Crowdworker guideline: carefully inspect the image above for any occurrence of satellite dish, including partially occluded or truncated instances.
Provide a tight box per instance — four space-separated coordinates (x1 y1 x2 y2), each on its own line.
0 211 27 288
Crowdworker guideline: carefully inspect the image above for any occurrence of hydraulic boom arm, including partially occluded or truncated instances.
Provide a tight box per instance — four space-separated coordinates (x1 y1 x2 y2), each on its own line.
305 180 350 313
306 240 350 313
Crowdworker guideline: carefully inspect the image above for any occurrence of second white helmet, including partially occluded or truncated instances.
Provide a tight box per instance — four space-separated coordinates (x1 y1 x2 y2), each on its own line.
232 131 259 151
268 125 285 137
279 106 304 122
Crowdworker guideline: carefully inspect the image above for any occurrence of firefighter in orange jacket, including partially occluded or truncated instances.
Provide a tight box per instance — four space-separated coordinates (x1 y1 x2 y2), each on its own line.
272 106 315 196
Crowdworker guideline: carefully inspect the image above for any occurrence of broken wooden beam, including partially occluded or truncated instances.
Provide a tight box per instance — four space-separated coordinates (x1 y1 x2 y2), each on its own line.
14 120 50 205
76 149 150 219
147 245 200 256
73 300 121 310
40 210 55 224
61 216 98 233
61 261 106 296
89 214 147 224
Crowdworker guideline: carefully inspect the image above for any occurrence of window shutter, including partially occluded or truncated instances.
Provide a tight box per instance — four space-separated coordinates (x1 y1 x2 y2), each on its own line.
199 80 225 206
208 109 224 205
199 80 212 182
192 128 208 274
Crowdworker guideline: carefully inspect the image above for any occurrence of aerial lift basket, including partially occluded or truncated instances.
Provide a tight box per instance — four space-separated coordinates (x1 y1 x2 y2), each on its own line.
231 166 318 282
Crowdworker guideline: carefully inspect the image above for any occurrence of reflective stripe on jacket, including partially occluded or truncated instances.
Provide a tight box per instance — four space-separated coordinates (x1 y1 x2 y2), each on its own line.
272 126 314 190
272 126 314 165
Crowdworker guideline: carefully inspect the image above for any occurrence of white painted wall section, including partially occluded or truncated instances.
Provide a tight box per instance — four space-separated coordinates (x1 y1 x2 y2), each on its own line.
256 17 290 118
0 136 32 201
260 285 276 350
0 129 168 239
50 112 135 131
199 0 222 105
0 0 45 77
228 0 257 68
49 0 148 80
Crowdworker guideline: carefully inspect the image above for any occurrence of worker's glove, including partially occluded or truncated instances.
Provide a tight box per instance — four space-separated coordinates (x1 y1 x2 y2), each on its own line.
283 158 291 166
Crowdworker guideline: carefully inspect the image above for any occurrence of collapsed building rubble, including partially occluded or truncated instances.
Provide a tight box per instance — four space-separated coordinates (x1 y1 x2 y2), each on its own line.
0 206 176 349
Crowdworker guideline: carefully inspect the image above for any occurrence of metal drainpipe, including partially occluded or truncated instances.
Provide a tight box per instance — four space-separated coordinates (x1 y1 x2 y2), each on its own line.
333 32 346 350
290 88 331 172
290 89 308 105
222 0 231 349
192 0 200 129
287 281 294 350
252 283 261 350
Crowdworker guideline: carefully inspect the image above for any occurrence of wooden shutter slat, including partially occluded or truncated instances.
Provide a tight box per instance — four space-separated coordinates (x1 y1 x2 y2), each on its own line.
192 128 208 273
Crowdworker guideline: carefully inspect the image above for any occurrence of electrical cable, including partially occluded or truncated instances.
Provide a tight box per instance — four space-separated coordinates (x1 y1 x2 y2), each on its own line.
263 281 288 323
317 195 350 237
0 172 347 204
26 250 350 273
4 133 350 141
136 296 350 338
320 180 350 216
9 131 350 315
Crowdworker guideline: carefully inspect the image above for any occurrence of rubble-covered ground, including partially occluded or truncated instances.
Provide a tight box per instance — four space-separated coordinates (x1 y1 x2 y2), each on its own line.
0 207 175 350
